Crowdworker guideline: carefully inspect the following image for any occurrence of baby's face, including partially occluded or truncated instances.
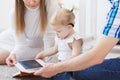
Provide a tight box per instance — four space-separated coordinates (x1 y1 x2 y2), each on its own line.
23 0 40 9
53 25 72 39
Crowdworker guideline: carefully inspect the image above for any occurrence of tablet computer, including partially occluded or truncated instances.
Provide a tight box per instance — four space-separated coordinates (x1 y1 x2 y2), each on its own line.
15 59 45 73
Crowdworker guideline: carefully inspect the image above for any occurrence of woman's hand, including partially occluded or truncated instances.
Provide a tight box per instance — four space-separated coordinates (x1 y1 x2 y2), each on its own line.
6 54 17 67
34 63 59 78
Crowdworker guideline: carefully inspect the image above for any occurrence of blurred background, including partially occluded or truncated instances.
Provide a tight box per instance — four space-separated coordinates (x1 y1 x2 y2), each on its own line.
0 0 14 32
0 0 110 39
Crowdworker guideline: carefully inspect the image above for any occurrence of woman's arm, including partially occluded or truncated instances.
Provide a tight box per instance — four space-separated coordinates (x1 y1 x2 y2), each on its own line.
9 9 27 55
6 9 27 66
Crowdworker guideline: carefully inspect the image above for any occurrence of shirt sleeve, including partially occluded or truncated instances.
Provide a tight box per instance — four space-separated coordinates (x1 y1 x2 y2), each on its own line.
43 0 59 50
10 9 27 54
103 1 120 39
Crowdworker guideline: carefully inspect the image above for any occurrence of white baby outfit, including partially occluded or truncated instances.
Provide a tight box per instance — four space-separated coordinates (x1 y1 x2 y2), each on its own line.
56 32 83 61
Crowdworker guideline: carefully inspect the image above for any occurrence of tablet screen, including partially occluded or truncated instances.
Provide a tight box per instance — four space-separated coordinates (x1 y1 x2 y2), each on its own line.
19 60 43 69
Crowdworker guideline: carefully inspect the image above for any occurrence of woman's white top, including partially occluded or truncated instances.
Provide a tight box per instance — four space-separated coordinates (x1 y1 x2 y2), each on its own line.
56 32 83 61
0 0 58 60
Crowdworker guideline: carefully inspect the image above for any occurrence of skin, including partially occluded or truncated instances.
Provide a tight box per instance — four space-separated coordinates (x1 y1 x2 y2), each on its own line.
6 0 41 67
23 0 41 9
34 35 119 78
0 49 10 65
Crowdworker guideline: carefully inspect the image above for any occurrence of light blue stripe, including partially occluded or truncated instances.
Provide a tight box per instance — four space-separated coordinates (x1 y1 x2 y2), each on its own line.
103 1 119 37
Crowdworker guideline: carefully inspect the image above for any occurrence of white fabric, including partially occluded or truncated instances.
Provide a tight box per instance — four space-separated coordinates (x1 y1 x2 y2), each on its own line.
56 32 83 61
0 0 58 60
0 29 15 52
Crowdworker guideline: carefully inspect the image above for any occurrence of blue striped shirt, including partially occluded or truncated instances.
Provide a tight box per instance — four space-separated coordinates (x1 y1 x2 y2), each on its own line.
109 0 120 3
103 0 120 38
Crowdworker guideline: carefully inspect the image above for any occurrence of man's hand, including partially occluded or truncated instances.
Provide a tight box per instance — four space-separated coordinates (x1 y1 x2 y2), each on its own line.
34 63 59 78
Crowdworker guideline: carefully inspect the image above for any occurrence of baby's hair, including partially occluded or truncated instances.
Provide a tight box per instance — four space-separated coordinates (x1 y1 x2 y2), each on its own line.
70 5 78 12
51 8 75 27
58 0 63 8
58 0 78 12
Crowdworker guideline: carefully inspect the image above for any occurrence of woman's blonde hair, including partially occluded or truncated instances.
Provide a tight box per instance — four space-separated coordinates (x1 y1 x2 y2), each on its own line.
51 8 75 26
15 0 47 35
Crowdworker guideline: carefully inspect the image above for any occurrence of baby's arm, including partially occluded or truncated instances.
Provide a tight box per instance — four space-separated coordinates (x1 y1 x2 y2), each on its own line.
65 39 83 61
36 44 58 59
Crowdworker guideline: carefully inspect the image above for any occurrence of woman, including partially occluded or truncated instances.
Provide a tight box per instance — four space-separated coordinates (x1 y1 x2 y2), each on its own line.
0 0 58 65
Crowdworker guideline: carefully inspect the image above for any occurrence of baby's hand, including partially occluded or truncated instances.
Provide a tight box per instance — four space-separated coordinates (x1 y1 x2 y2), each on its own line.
35 52 45 59
6 54 17 67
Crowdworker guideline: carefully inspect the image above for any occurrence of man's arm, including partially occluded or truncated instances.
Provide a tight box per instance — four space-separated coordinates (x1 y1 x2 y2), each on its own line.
34 35 119 78
56 35 119 72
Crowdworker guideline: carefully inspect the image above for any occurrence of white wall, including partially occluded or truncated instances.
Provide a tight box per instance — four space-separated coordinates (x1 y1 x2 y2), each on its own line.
80 0 111 38
0 0 14 31
97 0 111 37
85 0 97 38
